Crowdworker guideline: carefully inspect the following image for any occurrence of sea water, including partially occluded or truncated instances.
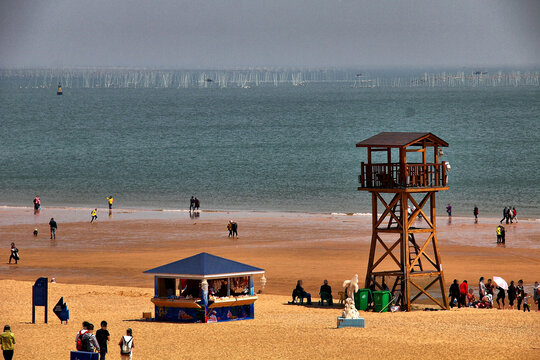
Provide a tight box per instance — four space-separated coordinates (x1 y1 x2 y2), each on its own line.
0 77 539 217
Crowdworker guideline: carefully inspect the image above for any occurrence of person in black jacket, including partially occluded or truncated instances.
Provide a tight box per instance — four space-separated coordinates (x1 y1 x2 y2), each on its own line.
449 279 461 308
49 218 58 239
319 280 333 306
507 280 516 309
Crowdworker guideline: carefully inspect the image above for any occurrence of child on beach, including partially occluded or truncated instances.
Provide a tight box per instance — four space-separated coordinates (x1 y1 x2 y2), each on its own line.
91 209 98 223
0 325 15 360
446 204 452 217
522 293 530 312
119 328 134 359
8 243 19 265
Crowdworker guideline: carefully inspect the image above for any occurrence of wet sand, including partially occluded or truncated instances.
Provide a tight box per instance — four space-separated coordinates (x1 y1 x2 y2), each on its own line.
0 209 539 359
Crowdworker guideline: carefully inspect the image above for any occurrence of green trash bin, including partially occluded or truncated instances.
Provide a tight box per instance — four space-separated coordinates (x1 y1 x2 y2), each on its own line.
373 290 392 312
354 289 372 311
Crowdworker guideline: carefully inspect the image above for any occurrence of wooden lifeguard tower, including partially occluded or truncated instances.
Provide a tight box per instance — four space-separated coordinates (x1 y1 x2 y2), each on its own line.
357 132 449 311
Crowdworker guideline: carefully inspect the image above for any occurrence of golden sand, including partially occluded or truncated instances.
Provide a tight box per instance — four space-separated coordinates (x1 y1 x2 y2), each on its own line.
0 211 539 359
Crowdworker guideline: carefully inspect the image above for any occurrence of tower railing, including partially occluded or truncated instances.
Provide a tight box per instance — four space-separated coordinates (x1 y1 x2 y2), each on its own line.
359 162 447 189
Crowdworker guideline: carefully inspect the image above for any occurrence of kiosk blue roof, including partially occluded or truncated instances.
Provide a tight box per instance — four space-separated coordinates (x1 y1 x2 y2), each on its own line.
143 252 265 279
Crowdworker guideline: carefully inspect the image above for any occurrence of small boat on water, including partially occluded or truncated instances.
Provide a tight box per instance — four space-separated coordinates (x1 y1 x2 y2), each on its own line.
57 83 63 95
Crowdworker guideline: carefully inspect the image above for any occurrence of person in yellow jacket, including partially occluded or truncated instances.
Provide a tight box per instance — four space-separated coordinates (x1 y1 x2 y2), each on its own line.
0 324 16 360
91 209 98 223
106 196 114 210
496 225 503 244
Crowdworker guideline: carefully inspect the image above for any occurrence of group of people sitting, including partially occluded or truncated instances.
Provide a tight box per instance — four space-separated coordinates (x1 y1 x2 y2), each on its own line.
291 280 333 306
448 277 539 311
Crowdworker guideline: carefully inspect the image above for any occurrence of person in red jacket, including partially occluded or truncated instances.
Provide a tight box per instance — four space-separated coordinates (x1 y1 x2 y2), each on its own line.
459 280 469 307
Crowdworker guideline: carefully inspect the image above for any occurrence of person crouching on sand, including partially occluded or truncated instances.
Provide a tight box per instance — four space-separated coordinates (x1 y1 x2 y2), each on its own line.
91 209 98 223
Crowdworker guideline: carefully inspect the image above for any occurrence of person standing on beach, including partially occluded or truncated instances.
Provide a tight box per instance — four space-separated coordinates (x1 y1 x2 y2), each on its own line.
107 196 114 210
512 207 518 223
446 204 452 217
49 218 57 239
507 281 517 309
96 320 110 360
189 196 195 211
516 280 525 310
496 286 505 309
194 197 200 211
522 293 531 312
449 279 460 308
534 281 539 311
0 325 15 360
459 280 468 307
33 195 41 213
91 208 98 223
232 221 238 238
478 277 486 300
119 328 134 360
496 225 503 244
501 225 506 244
473 206 479 223
8 243 18 265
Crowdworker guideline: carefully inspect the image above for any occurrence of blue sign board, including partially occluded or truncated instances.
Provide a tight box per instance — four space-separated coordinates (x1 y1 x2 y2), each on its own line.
32 277 48 323
70 351 99 360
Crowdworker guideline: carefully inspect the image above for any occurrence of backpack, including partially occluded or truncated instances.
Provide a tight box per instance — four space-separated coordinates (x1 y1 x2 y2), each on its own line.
76 330 86 351
121 336 133 355
81 333 92 352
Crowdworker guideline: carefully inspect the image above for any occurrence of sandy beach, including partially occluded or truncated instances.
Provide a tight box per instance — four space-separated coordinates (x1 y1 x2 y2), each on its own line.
1 208 539 359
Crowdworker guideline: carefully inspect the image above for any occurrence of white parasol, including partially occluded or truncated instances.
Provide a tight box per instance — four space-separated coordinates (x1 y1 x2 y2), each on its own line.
493 276 508 290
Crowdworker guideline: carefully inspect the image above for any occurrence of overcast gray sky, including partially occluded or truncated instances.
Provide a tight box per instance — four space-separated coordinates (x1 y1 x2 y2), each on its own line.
1 0 539 68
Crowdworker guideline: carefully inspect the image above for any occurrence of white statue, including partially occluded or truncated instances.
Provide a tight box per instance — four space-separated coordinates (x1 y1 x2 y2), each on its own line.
342 274 359 299
341 274 360 319
342 298 360 319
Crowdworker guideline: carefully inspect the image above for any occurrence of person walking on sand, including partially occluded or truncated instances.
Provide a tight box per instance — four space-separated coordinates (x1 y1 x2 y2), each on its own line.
49 218 57 239
194 197 200 211
446 204 452 217
507 281 517 309
227 221 233 237
91 208 98 223
81 323 100 353
512 207 518 223
96 320 110 360
0 325 15 360
76 321 90 350
189 196 195 211
473 206 479 223
8 243 19 265
119 328 134 360
500 207 507 224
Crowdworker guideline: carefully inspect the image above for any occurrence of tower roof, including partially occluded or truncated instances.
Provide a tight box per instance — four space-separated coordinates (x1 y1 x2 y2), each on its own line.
143 252 265 279
356 132 448 148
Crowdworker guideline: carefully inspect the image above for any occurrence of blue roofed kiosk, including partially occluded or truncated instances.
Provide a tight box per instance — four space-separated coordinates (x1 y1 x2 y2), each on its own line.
143 253 265 323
